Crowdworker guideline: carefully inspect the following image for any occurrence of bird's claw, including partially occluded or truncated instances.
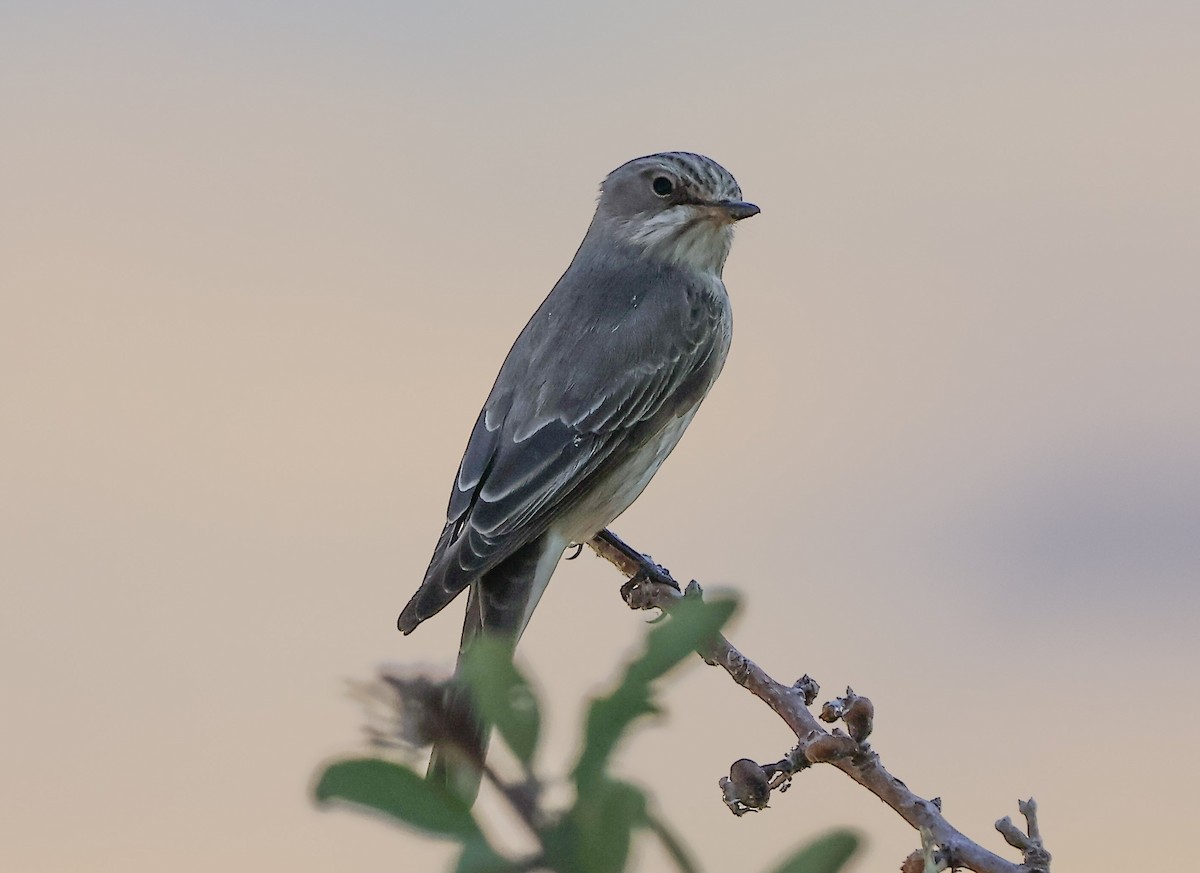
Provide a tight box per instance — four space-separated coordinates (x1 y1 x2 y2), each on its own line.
620 573 654 609
619 563 681 611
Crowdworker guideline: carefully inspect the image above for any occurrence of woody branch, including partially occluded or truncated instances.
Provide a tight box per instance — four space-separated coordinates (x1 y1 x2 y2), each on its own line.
587 529 1051 873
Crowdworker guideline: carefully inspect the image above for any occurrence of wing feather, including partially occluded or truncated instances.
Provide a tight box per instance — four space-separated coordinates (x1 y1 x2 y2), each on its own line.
399 254 730 631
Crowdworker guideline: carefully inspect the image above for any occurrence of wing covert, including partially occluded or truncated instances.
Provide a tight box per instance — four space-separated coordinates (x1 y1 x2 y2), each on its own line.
400 255 731 631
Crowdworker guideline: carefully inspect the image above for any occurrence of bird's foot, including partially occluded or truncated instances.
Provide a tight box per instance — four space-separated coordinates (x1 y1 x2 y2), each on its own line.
593 529 678 584
589 528 682 611
620 574 654 609
620 567 687 612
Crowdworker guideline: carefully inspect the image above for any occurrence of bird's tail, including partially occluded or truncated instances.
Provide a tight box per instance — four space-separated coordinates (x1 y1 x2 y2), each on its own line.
427 584 491 803
426 535 562 805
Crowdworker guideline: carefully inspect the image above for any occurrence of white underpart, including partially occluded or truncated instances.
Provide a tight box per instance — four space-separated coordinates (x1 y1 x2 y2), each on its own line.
553 408 699 546
621 207 733 274
513 386 706 640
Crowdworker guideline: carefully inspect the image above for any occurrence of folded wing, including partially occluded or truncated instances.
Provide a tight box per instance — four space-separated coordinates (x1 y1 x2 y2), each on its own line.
398 261 728 632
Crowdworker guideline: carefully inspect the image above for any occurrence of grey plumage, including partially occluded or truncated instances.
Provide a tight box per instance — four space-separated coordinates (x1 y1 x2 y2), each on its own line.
398 152 757 800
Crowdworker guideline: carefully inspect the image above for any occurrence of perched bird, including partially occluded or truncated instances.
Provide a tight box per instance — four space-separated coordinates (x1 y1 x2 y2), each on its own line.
398 151 758 799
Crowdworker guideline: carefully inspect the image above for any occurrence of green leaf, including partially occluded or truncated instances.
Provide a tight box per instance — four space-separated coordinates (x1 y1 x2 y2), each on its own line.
313 757 482 841
574 686 656 794
764 829 861 873
569 779 647 873
459 635 541 764
624 593 737 687
574 594 737 792
643 809 701 873
537 813 580 871
454 836 524 873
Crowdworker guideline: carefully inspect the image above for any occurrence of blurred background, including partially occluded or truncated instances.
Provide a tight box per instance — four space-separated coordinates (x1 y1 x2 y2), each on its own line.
3 2 1197 870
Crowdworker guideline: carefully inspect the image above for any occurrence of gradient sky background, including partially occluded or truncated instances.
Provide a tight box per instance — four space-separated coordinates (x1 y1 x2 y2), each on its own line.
3 2 1198 871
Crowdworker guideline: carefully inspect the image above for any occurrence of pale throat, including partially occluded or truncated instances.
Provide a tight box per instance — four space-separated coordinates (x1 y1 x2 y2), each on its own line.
618 208 734 276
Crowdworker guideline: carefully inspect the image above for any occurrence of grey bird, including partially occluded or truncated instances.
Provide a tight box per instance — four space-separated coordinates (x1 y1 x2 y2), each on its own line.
398 151 758 800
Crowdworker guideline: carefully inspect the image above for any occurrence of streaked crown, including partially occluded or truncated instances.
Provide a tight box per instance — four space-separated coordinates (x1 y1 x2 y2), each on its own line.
602 152 745 205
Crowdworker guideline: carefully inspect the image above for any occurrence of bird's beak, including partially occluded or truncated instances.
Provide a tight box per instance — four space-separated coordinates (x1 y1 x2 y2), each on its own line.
713 200 761 221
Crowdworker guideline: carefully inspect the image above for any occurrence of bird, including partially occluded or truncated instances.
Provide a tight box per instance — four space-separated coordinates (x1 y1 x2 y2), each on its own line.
398 151 758 800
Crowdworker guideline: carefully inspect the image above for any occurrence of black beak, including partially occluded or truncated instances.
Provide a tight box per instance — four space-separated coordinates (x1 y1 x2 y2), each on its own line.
715 200 761 221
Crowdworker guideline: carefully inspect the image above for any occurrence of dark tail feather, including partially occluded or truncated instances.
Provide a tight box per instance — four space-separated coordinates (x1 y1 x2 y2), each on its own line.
426 536 554 805
427 585 490 803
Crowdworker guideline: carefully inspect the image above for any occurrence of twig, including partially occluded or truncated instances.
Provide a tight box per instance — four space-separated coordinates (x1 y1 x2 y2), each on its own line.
588 529 1051 873
369 670 545 840
996 799 1051 872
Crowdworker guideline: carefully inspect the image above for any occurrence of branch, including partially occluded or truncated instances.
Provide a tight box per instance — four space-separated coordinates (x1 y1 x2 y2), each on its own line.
587 529 1051 873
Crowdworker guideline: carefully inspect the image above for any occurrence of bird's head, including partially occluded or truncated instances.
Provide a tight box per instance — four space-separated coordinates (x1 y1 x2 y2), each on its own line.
592 152 759 276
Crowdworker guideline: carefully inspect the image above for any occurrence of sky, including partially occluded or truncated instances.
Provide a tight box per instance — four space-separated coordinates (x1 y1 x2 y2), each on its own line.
2 2 1198 871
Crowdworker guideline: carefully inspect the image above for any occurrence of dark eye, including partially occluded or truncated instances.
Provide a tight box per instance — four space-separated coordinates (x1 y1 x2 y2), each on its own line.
652 176 674 197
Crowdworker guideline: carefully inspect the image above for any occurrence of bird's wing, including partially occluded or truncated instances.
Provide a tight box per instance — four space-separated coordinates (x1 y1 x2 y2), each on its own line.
398 262 729 631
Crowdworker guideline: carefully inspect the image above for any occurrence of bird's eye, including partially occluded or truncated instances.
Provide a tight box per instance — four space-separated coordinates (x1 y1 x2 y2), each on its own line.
652 176 674 197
